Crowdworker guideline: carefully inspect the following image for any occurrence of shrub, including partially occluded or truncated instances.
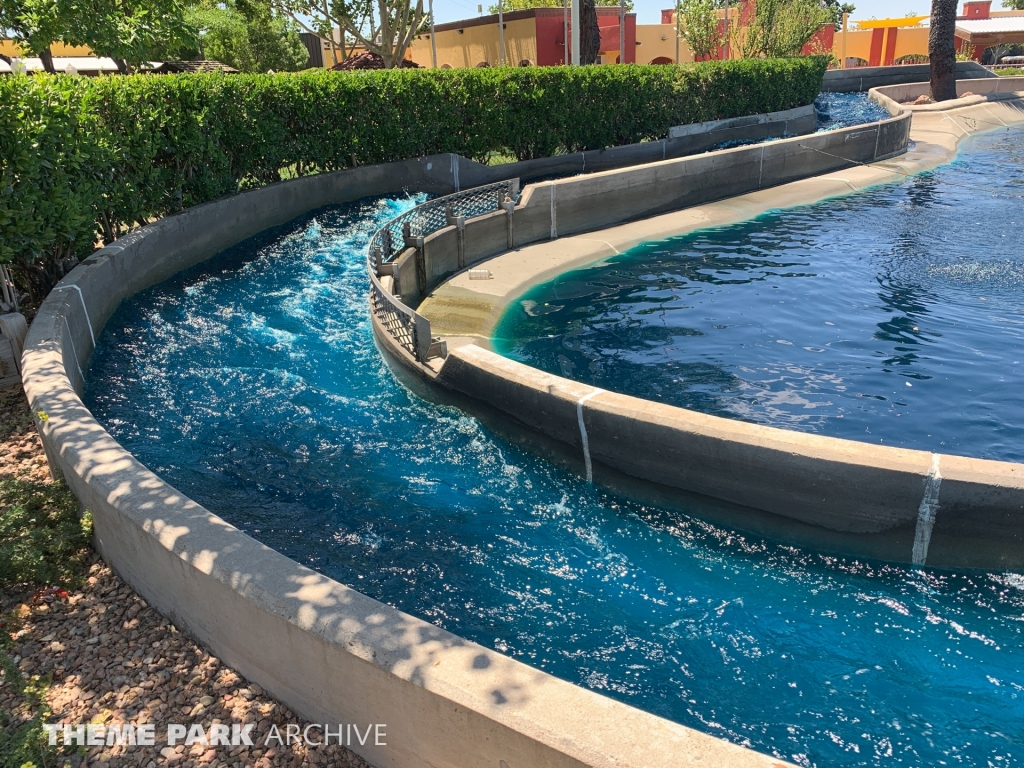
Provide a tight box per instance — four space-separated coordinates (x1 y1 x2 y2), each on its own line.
0 476 92 589
0 58 828 285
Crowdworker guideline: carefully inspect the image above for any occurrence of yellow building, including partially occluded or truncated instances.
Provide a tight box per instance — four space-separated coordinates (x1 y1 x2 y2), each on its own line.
0 40 93 58
832 2 1024 67
408 7 639 67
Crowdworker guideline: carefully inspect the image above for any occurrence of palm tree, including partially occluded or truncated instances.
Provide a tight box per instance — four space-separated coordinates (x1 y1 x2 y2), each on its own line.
929 0 958 101
579 0 600 64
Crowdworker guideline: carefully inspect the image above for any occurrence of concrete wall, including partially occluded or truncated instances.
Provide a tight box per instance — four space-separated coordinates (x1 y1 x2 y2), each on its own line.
433 345 1024 570
408 107 911 310
821 60 995 92
453 103 819 189
22 154 797 768
873 75 1024 105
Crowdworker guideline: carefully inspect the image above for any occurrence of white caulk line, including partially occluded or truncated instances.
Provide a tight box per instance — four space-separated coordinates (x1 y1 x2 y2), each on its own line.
63 315 85 385
450 153 460 192
550 184 558 239
53 284 95 348
942 113 969 137
911 453 942 566
576 388 603 483
575 238 620 254
982 104 1008 128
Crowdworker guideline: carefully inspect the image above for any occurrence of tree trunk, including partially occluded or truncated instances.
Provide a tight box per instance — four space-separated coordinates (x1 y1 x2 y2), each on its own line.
114 58 129 75
929 0 958 101
39 48 56 73
579 0 601 64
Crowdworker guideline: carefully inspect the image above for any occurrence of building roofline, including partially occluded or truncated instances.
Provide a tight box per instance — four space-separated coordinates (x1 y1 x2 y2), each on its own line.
432 7 635 33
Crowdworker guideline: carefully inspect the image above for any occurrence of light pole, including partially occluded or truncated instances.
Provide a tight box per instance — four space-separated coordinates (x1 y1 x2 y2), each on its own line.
841 12 849 69
675 4 680 63
564 0 569 63
619 0 625 63
498 0 505 65
571 0 580 64
429 0 438 67
723 0 730 59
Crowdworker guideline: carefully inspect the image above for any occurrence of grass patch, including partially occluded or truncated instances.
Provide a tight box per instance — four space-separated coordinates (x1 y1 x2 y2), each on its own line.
0 477 92 590
0 476 89 768
995 67 1024 76
0 650 60 768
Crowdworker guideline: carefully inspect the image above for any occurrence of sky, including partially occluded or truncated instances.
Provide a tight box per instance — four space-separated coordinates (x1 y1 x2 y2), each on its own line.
431 0 987 26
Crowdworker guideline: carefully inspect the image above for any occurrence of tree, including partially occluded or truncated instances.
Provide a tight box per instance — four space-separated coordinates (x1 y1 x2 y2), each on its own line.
0 0 72 72
578 0 600 62
487 0 633 13
69 0 196 73
676 0 724 61
822 0 854 29
929 0 957 100
0 0 194 73
738 0 831 58
1003 0 1024 9
166 0 308 72
275 0 427 68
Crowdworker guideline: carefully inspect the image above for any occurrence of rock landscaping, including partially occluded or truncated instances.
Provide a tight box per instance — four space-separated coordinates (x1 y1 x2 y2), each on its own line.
1 387 374 768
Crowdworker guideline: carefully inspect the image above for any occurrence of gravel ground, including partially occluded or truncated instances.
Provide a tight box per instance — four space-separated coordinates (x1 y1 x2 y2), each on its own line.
1 386 376 768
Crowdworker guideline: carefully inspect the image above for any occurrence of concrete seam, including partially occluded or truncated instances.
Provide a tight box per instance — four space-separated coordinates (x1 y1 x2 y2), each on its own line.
873 124 881 162
662 139 666 160
62 315 85 386
942 113 968 137
450 153 460 192
575 238 620 254
911 453 942 566
758 146 765 188
983 104 1007 127
550 184 557 240
575 388 603 483
581 152 586 172
53 284 95 349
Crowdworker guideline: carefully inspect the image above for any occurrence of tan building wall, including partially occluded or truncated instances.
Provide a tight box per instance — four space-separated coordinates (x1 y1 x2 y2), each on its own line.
408 17 539 68
0 40 93 57
832 25 931 66
634 24 690 64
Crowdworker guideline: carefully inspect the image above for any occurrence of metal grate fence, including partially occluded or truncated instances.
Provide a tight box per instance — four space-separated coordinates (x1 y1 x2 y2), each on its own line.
368 180 518 268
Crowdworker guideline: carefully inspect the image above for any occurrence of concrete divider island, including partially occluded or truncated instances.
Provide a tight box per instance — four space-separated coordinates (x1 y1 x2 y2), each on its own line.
20 67 1023 768
400 86 1024 571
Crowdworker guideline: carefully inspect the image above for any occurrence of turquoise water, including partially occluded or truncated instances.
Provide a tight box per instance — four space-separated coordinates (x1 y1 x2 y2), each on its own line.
84 147 1024 766
495 128 1024 463
814 92 892 131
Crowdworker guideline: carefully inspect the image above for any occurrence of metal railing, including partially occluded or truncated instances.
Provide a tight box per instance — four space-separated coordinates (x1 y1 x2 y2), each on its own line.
368 179 519 269
368 268 434 361
366 178 520 364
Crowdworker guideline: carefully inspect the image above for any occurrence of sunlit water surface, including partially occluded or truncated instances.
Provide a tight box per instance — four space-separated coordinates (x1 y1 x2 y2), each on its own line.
495 128 1024 462
85 141 1024 767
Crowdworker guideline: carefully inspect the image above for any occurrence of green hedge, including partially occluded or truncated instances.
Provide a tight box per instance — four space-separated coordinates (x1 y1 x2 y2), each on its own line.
0 57 827 276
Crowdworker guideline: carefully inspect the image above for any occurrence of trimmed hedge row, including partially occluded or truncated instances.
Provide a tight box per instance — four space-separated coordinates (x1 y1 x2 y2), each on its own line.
0 57 828 274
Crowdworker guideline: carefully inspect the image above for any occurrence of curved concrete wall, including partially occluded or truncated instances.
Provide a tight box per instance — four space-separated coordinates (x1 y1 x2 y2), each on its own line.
394 108 912 309
872 75 1024 108
23 149 808 766
821 60 995 93
410 97 1024 571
